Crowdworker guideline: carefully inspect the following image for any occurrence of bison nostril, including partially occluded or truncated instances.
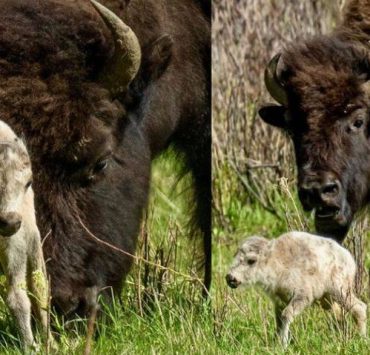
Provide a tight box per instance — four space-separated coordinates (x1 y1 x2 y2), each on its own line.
299 173 342 208
321 182 339 197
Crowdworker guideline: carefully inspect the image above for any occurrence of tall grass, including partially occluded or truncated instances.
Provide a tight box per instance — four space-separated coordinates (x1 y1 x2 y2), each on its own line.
0 152 212 354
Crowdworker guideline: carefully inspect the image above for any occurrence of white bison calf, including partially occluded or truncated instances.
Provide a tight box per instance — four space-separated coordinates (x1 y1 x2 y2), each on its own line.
226 231 367 347
0 121 49 349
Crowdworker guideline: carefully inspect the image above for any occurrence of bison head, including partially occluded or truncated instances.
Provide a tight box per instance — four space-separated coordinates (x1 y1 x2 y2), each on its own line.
0 0 174 315
259 38 370 242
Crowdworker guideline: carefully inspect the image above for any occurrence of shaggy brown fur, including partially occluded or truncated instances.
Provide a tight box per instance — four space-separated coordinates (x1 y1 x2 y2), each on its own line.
259 0 370 242
0 0 210 315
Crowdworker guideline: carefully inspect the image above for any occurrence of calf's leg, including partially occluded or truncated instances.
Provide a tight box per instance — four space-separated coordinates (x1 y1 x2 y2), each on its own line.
339 292 367 337
3 245 36 349
7 275 35 348
274 300 285 331
278 296 311 348
319 295 344 325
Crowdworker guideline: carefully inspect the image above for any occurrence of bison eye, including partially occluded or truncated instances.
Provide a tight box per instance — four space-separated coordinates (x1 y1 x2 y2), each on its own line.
347 118 365 133
25 180 32 190
247 259 256 266
93 159 109 174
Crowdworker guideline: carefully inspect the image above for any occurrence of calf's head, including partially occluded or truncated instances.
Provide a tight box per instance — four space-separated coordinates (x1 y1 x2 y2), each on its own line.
259 38 370 242
0 121 32 237
226 236 268 288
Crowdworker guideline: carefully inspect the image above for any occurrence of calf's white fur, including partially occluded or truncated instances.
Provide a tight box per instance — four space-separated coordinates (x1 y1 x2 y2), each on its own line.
226 231 367 348
0 121 49 349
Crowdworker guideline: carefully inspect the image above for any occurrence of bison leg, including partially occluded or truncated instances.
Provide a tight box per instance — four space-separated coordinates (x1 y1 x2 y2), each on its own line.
274 300 285 331
278 296 311 348
2 245 36 349
319 295 344 322
338 292 367 337
6 273 35 349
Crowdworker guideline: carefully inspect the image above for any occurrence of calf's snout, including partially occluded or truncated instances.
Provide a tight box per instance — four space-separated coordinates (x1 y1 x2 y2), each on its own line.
226 273 241 288
0 212 22 237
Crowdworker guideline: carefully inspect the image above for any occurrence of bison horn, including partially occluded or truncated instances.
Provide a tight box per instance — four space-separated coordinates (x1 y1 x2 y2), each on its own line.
91 0 141 96
264 53 288 106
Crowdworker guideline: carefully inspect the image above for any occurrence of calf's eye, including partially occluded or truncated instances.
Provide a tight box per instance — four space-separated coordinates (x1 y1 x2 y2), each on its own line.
353 119 364 129
25 180 32 190
247 259 256 266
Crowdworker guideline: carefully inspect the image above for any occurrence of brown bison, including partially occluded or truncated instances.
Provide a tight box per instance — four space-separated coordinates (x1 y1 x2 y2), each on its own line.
259 0 370 242
0 0 210 316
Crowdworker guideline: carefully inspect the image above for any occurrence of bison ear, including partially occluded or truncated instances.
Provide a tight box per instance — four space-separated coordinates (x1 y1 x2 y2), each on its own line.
140 34 173 84
355 56 370 81
258 104 287 129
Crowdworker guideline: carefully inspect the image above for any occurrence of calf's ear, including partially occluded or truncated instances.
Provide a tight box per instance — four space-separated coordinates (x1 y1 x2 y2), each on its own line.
258 104 287 129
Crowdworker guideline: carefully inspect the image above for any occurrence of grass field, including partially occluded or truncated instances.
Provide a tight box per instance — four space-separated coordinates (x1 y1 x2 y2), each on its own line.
0 156 368 351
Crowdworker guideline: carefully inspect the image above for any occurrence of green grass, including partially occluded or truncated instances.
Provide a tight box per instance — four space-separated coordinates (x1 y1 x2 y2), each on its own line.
0 151 214 354
0 152 369 354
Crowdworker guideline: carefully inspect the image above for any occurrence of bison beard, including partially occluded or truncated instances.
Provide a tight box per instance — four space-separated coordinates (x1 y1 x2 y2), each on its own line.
0 0 210 316
259 0 370 243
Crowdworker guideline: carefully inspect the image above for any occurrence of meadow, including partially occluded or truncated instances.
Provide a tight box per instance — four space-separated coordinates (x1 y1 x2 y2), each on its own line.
2 151 365 354
1 151 333 354
0 151 216 354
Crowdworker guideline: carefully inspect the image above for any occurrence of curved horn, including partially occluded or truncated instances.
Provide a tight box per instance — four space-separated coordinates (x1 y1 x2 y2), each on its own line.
264 53 288 106
91 0 141 95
